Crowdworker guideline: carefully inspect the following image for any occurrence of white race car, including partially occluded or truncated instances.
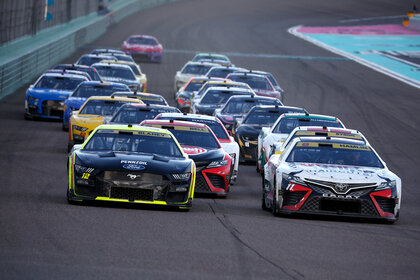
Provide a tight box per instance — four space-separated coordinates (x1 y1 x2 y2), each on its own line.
262 136 401 222
174 61 219 92
257 113 344 173
154 113 240 184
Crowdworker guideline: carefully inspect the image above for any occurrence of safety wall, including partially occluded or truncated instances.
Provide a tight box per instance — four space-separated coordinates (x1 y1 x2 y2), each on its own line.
0 0 178 99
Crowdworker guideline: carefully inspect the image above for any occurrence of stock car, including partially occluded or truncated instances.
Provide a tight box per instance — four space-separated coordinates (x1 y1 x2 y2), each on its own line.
68 96 143 151
75 54 117 66
258 113 345 172
100 60 147 92
54 64 102 81
24 71 89 120
155 113 240 184
109 103 180 125
62 81 130 131
262 137 401 223
205 66 247 78
111 91 168 106
174 61 219 92
214 95 283 133
91 48 125 55
226 72 282 100
175 77 225 112
121 35 163 63
67 124 196 209
190 86 254 115
91 62 141 92
141 120 233 196
233 105 306 162
191 53 233 66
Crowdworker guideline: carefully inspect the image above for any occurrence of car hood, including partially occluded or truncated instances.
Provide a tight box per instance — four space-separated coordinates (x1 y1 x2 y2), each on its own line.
101 77 137 85
75 151 191 174
65 97 87 108
27 88 72 99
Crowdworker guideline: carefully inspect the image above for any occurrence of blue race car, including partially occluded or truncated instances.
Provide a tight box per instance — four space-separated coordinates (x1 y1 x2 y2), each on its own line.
24 71 89 120
62 81 130 131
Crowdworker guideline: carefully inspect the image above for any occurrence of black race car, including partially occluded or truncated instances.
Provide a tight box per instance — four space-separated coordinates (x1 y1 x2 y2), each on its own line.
233 105 306 162
109 103 180 125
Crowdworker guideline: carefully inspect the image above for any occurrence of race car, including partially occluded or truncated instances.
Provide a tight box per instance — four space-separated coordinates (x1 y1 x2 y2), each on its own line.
154 113 240 184
190 86 254 115
141 119 232 196
62 81 130 131
68 96 143 151
75 54 117 66
24 71 89 120
233 105 306 162
174 61 219 92
109 103 180 125
90 48 125 55
99 60 147 92
67 124 195 209
121 35 163 63
262 136 401 223
175 76 225 112
245 70 285 102
214 95 282 133
270 126 368 158
54 64 102 81
205 66 247 78
258 113 345 173
111 91 168 106
191 53 233 66
226 72 282 100
91 62 141 92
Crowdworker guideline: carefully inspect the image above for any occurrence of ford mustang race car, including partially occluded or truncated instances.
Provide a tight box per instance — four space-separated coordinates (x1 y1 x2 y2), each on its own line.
91 62 141 92
67 124 195 209
111 91 168 106
99 60 147 92
75 54 117 66
141 120 232 196
109 103 180 125
190 86 254 115
233 105 306 162
226 72 282 100
121 35 163 63
25 71 89 120
258 113 344 173
54 64 102 81
68 96 143 151
214 95 282 133
262 136 401 223
62 81 130 131
174 61 219 92
154 113 240 184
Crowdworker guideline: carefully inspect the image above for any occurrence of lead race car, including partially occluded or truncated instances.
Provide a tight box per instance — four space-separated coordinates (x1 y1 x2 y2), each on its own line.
67 124 195 209
262 136 401 222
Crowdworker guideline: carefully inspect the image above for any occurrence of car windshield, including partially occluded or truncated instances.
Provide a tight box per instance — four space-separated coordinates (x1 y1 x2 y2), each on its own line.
201 90 250 105
182 65 214 75
194 55 228 62
155 126 220 149
84 129 183 157
128 37 158 45
79 100 129 116
286 142 384 168
78 56 114 66
34 76 85 90
185 80 209 92
127 65 140 75
72 85 129 97
207 68 236 78
94 66 136 80
273 117 344 134
158 117 229 140
222 98 280 114
137 96 167 105
112 107 178 124
230 75 272 90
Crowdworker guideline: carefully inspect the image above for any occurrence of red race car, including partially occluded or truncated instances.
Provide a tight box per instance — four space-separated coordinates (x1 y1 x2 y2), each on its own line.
122 35 163 63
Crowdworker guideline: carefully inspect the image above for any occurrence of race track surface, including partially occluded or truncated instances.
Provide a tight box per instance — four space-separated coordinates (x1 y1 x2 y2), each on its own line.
1 0 419 279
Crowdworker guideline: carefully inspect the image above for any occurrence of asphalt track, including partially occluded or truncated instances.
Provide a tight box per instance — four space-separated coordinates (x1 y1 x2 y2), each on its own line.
1 0 419 279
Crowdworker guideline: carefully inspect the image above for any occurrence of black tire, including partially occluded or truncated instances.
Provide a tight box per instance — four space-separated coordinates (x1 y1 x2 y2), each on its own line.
24 112 31 120
62 123 68 132
271 184 279 216
261 177 268 210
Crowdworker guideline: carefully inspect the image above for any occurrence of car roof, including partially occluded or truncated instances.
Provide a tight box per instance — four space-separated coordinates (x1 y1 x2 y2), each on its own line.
183 61 221 67
141 119 209 128
91 62 132 70
78 81 128 87
158 112 218 121
281 113 339 120
84 96 143 102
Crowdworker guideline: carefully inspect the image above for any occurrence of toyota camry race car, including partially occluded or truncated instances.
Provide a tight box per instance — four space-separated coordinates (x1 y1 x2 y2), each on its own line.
154 113 240 184
174 61 219 92
25 71 89 120
262 136 401 223
68 96 143 151
121 35 163 63
67 124 195 209
141 120 232 196
258 113 344 173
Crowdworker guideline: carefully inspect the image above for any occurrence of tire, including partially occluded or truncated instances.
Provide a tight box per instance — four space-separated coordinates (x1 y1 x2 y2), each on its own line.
271 185 279 216
24 112 32 120
62 123 68 132
261 177 268 210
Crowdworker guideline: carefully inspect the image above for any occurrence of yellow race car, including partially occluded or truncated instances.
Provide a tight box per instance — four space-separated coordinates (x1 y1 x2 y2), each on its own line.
100 60 147 92
68 96 143 151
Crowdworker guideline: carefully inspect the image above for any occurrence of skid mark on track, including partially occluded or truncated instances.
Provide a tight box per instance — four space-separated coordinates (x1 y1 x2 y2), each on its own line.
208 201 304 280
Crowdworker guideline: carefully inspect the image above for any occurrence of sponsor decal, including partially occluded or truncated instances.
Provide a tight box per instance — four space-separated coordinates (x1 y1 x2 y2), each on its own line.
182 146 207 155
121 160 148 165
123 164 146 170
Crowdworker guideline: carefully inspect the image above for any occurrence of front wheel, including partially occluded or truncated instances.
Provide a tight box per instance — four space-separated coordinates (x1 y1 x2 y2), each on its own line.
271 187 280 216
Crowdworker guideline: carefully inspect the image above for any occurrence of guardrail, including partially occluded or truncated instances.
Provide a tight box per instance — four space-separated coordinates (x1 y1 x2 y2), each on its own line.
0 0 178 100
